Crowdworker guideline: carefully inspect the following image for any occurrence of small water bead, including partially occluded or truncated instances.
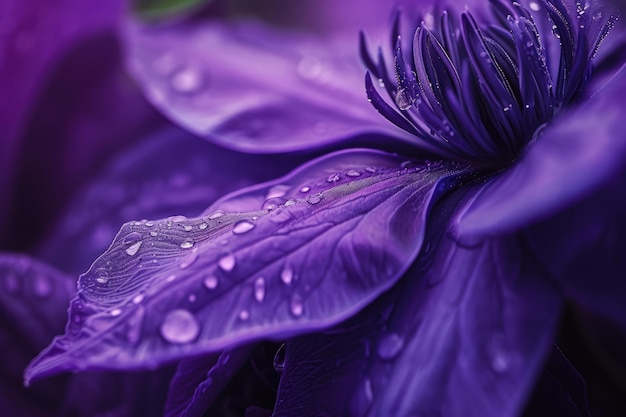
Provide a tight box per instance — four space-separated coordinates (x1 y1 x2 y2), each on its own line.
132 293 145 304
180 241 194 249
183 225 193 232
395 87 414 110
233 220 255 234
491 351 510 373
238 310 250 321
110 308 122 317
346 169 361 177
198 222 208 230
377 333 404 360
170 66 203 94
149 231 158 237
218 254 236 272
145 221 155 227
290 295 304 317
203 275 218 289
160 309 200 344
208 210 225 220
300 186 311 193
280 267 294 285
125 241 143 256
326 173 340 183
307 193 323 205
95 269 109 284
365 166 377 173
284 199 296 207
166 274 177 283
529 1 541 11
254 277 266 302
188 294 197 303
168 215 188 223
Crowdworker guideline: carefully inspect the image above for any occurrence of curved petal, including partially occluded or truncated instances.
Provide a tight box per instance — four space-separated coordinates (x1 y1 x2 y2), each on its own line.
124 18 419 154
0 0 124 240
524 170 626 329
272 190 562 417
36 126 306 275
457 64 626 237
25 149 467 383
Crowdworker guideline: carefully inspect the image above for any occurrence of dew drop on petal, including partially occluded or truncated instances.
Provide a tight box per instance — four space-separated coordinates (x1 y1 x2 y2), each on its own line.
208 210 225 220
365 166 377 173
160 309 200 344
180 241 194 249
395 88 413 110
529 1 540 11
300 186 311 193
218 254 236 272
183 225 193 232
238 310 250 321
377 333 404 360
198 222 208 230
233 220 255 234
290 295 304 317
170 66 203 94
326 173 340 183
125 241 143 256
280 267 294 285
149 231 158 237
346 169 361 177
203 275 218 290
110 308 122 317
284 199 296 207
307 193 323 205
254 277 266 302
95 269 109 284
132 293 145 304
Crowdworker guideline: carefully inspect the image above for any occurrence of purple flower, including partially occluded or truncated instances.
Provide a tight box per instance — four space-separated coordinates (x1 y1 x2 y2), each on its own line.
3 0 626 415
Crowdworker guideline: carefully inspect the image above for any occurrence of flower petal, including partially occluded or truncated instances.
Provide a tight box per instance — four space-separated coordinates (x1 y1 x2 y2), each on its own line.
124 19 418 153
272 193 562 417
36 126 306 275
164 346 254 417
25 149 466 383
457 64 626 237
0 0 124 240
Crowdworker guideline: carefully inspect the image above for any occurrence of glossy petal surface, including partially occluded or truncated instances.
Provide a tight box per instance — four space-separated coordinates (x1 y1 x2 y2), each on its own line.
124 19 417 153
273 193 562 417
25 149 465 383
457 65 626 237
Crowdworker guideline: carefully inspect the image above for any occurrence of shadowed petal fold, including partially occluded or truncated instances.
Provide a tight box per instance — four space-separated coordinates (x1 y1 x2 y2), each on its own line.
124 19 419 153
25 149 467 384
272 192 562 417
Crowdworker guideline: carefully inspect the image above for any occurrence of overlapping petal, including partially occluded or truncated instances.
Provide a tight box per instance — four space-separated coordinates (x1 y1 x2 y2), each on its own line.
25 149 466 384
457 65 626 237
272 193 562 417
124 18 420 154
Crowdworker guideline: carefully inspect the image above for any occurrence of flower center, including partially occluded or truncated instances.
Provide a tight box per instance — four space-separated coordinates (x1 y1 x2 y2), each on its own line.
362 0 618 169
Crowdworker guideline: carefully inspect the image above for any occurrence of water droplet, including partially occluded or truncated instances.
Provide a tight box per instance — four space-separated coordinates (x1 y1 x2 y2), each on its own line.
198 222 208 230
552 24 561 39
183 225 193 232
166 274 177 282
254 277 266 302
218 254 236 272
273 343 286 374
326 173 340 183
180 241 194 249
110 308 122 317
300 186 311 193
233 220 255 234
238 310 250 321
33 275 52 298
160 309 200 344
188 294 197 303
203 275 218 289
284 199 296 207
149 231 158 237
365 166 377 173
491 352 510 373
346 169 361 177
208 210 225 220
170 66 203 93
180 249 199 269
395 87 413 110
529 1 541 11
378 78 385 87
503 104 513 112
132 293 145 304
290 295 304 317
280 267 294 285
307 193 323 205
297 56 322 80
145 221 155 227
125 241 143 256
95 268 109 284
377 333 404 360
168 215 188 223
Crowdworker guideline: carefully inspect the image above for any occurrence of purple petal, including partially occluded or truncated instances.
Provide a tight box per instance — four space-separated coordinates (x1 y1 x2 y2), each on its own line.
0 0 124 241
273 191 562 417
524 170 626 329
124 19 418 153
36 126 307 275
164 346 254 417
457 65 626 237
25 149 466 383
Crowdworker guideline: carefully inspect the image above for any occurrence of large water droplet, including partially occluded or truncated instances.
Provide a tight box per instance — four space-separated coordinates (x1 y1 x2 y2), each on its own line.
280 267 294 285
198 222 208 230
170 66 204 93
346 169 361 177
180 241 194 249
233 220 255 234
377 333 404 360
529 1 541 11
125 241 143 256
395 88 413 110
110 308 122 317
326 173 340 183
160 309 200 344
273 343 286 374
208 210 225 220
307 193 323 205
203 275 218 290
290 295 304 317
218 254 236 272
254 277 266 302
